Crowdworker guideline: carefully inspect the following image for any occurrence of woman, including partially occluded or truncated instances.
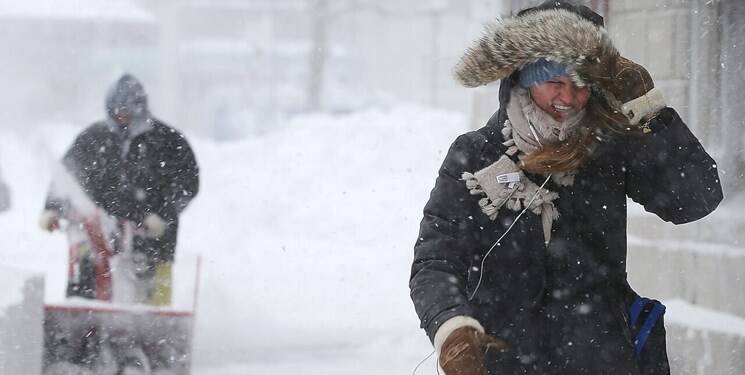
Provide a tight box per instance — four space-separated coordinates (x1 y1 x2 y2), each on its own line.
409 2 722 374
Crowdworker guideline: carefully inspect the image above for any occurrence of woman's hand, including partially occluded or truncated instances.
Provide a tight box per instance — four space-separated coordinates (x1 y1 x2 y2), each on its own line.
594 56 655 104
439 326 508 375
582 55 665 127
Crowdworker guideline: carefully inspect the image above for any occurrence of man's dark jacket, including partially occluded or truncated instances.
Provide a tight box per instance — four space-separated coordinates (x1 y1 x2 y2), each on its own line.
46 78 199 262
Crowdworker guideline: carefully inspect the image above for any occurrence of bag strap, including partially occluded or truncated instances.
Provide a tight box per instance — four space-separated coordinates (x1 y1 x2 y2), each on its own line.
628 297 666 357
629 296 649 326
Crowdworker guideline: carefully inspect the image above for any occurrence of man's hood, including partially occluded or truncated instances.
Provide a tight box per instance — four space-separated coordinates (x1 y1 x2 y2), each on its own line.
105 73 149 122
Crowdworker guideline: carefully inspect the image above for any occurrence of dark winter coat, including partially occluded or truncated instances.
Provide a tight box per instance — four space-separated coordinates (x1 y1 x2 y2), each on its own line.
46 77 199 263
409 69 722 373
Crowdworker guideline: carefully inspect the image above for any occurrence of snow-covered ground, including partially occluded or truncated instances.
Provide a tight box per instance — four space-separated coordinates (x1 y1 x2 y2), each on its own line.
0 106 466 374
3 105 744 374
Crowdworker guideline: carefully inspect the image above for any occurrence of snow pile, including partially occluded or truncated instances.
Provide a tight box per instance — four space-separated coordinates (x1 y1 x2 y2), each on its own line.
628 235 745 258
665 299 745 337
180 106 467 363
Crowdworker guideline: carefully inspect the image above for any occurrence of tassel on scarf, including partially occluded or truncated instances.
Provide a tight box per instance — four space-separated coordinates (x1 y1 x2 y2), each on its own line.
540 203 560 244
461 154 560 245
462 172 483 194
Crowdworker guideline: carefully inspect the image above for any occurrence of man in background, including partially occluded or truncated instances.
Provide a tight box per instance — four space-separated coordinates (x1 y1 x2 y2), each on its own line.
40 73 199 306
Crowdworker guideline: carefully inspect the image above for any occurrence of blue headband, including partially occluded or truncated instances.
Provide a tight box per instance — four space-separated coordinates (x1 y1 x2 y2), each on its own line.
518 59 568 87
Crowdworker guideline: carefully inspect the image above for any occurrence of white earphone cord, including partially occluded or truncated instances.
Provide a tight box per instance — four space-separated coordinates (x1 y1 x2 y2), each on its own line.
414 122 550 373
469 174 551 301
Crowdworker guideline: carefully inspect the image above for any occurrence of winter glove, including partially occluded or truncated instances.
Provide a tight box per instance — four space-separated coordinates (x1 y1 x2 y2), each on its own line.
439 326 507 375
39 209 61 231
142 213 167 238
583 56 666 128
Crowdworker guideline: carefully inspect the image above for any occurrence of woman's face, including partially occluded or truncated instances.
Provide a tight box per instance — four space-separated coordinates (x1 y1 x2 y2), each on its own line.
529 76 591 122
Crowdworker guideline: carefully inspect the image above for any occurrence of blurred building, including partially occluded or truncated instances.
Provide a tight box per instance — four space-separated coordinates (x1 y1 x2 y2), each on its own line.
605 0 745 200
138 0 506 139
0 0 157 127
5 0 742 184
136 0 315 139
0 0 509 140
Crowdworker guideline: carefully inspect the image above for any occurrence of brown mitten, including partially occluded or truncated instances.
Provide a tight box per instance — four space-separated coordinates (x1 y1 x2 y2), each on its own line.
39 209 61 231
594 56 654 104
439 327 508 375
582 56 665 127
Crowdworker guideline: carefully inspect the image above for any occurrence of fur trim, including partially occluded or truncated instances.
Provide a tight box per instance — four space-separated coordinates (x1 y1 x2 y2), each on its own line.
621 87 666 126
433 316 485 354
454 8 617 87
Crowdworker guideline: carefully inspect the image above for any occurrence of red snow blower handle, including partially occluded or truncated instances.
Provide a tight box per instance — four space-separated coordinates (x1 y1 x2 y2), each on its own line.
82 216 114 301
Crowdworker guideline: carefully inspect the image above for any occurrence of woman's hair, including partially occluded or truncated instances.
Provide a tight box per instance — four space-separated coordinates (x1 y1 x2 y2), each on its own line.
519 91 629 174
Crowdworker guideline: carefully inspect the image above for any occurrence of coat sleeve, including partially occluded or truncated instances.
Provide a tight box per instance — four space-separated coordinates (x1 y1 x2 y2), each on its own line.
410 133 485 342
624 108 723 224
151 130 199 222
57 125 134 219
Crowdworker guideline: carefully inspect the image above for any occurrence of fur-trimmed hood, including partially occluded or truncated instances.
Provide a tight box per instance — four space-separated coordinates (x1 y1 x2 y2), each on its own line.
454 6 617 88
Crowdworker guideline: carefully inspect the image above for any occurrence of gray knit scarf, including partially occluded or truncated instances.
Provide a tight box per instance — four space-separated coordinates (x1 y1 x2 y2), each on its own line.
504 86 585 157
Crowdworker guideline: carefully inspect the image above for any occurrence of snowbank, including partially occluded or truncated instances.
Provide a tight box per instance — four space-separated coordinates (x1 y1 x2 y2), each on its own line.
665 299 745 337
180 106 467 363
665 299 745 375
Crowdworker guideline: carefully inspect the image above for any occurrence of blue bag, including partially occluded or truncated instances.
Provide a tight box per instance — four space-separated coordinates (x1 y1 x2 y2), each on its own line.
628 296 666 357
